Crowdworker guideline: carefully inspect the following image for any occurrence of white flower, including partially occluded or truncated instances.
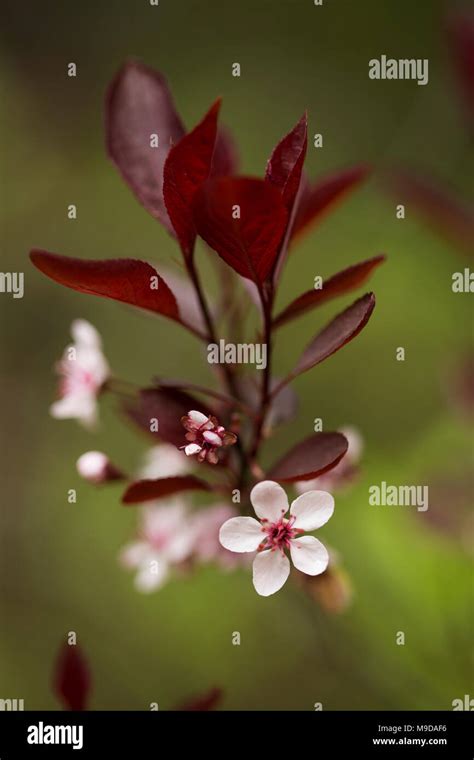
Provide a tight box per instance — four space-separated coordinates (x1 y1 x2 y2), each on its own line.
219 480 334 597
295 426 363 495
120 503 195 593
50 320 109 428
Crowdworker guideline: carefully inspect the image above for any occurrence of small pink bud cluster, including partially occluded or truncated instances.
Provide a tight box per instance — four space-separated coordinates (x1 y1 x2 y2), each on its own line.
181 410 237 464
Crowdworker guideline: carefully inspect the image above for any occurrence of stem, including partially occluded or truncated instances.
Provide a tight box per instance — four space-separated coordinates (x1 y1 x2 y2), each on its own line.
185 254 249 484
249 285 274 465
185 256 239 398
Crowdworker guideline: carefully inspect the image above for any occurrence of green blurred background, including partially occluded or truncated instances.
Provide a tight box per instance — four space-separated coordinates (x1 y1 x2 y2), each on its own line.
1 0 473 709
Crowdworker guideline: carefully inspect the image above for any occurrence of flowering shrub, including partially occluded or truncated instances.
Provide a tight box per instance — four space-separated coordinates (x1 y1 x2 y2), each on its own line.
30 60 384 600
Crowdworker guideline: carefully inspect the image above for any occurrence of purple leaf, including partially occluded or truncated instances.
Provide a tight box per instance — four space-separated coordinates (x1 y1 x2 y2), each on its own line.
53 643 91 711
122 475 211 504
163 99 221 257
193 176 288 283
386 169 474 257
211 127 239 177
265 113 308 212
268 432 348 482
292 164 370 242
30 251 181 323
105 60 185 233
292 293 376 379
274 255 385 328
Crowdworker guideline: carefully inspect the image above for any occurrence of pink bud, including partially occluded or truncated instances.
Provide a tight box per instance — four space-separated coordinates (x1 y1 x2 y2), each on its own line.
76 451 123 484
203 430 223 447
188 410 209 427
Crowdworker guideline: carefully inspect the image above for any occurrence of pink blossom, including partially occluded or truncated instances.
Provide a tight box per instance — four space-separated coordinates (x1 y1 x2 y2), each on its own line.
181 410 237 464
120 503 195 592
138 443 191 480
219 480 334 596
50 320 109 428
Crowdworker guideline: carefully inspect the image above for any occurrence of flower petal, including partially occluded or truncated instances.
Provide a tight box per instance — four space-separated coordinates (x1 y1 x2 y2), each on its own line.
290 536 329 576
250 480 288 522
71 319 102 348
290 490 334 530
252 550 290 596
188 410 209 426
184 443 202 456
219 517 263 553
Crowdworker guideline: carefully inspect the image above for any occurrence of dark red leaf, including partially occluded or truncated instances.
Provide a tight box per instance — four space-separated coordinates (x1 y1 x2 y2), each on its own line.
122 475 211 504
265 113 308 212
211 127 239 177
386 170 474 257
193 176 288 283
163 100 221 257
30 251 180 322
105 60 185 234
292 293 376 379
268 432 348 483
177 687 223 711
448 11 474 131
274 255 385 328
123 387 214 447
53 643 91 711
291 164 370 242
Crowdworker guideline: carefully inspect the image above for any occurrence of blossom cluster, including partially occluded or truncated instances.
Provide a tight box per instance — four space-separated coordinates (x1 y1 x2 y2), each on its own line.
31 60 382 600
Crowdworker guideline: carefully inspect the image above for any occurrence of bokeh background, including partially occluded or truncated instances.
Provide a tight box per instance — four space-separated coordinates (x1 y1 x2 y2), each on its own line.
1 0 473 709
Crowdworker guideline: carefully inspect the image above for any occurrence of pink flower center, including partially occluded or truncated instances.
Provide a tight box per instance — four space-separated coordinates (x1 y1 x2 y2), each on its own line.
259 516 301 552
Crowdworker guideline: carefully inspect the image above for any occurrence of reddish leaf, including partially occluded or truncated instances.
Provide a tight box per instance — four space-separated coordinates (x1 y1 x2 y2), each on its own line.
265 113 308 212
122 475 211 504
292 164 370 242
30 251 180 323
274 255 385 328
177 687 223 711
53 643 91 711
386 170 474 257
448 11 474 131
193 176 288 283
292 293 376 379
123 387 214 447
211 127 239 177
268 432 348 483
163 100 221 257
105 60 185 234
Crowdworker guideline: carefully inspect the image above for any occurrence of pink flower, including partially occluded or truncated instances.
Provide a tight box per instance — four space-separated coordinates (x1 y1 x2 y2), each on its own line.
50 320 109 428
219 480 334 596
181 410 237 464
120 503 195 592
192 504 249 569
295 426 363 494
139 443 191 480
76 450 123 484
